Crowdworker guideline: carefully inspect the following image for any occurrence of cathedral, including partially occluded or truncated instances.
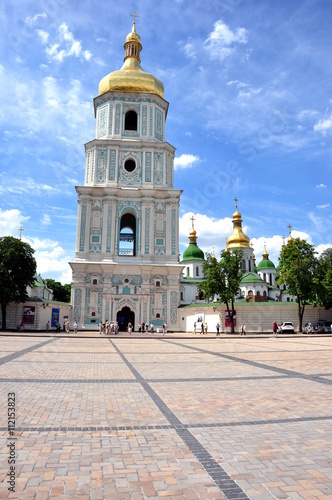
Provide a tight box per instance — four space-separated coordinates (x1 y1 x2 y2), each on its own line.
69 18 183 331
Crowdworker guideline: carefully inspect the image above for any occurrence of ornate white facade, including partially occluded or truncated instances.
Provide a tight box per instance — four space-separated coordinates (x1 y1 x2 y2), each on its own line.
69 21 183 331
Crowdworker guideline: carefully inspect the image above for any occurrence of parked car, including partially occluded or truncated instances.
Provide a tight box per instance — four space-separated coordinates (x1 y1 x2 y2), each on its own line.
317 320 332 333
303 322 318 334
278 322 295 334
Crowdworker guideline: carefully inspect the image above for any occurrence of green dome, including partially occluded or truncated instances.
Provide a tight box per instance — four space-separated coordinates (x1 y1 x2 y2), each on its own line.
257 258 275 270
182 243 204 262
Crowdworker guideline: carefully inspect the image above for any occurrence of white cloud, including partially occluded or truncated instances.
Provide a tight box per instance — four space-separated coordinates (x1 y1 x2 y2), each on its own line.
40 23 92 63
316 243 332 256
179 212 233 256
314 114 332 135
25 237 73 284
316 183 327 189
37 29 49 44
204 20 248 61
317 203 330 209
174 154 201 170
25 13 47 26
0 209 30 237
41 214 51 225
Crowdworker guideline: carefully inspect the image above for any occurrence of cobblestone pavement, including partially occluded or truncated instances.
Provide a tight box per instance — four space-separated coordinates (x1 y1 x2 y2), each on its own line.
0 334 332 499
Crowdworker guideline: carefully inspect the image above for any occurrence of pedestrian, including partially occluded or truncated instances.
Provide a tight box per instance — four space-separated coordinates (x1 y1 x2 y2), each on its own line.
150 322 154 334
193 322 196 334
128 322 132 334
65 320 70 333
46 321 50 332
273 321 278 336
99 322 102 335
201 322 204 334
216 322 220 336
162 322 167 335
241 323 246 336
73 322 78 334
205 322 208 334
145 322 149 334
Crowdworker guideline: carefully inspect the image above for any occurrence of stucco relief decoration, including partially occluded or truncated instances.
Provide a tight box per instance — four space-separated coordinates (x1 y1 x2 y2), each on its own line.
168 274 180 285
142 105 147 135
96 150 107 184
92 199 103 211
118 151 142 186
97 106 107 138
72 273 85 283
103 273 113 283
153 152 163 185
115 298 137 314
74 288 82 323
116 200 141 219
84 273 103 283
112 274 142 285
155 202 166 214
155 108 163 141
142 274 150 284
170 291 178 323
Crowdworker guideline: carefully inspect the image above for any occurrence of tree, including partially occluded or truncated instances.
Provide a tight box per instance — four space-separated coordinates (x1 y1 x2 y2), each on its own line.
277 238 318 332
0 236 37 331
314 248 332 310
44 279 71 303
198 249 244 333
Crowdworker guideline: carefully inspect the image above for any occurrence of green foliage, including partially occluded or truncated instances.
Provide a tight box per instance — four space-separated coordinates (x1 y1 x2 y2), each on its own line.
44 279 71 303
314 248 332 310
0 236 37 330
198 248 244 332
277 238 318 330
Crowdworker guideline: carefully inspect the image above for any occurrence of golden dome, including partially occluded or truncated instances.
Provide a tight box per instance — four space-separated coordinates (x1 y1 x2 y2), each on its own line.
227 200 250 249
98 19 164 98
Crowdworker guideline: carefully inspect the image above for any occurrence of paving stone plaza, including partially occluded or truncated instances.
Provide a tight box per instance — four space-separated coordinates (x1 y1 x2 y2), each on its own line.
0 333 332 499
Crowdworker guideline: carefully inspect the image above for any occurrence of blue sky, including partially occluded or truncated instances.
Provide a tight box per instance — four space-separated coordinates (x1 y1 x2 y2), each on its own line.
0 0 331 283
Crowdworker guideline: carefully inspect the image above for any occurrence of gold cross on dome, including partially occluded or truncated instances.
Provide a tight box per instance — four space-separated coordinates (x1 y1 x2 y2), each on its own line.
288 224 292 236
190 215 195 229
234 196 238 210
130 11 139 25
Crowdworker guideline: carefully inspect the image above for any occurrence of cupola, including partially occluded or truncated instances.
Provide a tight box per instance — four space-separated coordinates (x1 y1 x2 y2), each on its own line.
98 13 164 98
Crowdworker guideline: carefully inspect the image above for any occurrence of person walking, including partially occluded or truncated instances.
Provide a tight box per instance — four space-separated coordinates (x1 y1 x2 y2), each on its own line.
216 322 220 336
162 322 167 335
204 322 208 334
200 322 204 335
273 321 278 337
46 321 50 332
145 322 149 334
241 323 246 336
73 322 78 334
193 322 197 334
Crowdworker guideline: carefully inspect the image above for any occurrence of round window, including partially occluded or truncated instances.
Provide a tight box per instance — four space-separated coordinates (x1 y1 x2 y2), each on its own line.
124 159 136 173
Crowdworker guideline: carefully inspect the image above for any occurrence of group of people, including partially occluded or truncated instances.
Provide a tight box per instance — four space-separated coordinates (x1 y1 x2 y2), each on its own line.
193 321 209 334
99 321 119 335
137 322 167 335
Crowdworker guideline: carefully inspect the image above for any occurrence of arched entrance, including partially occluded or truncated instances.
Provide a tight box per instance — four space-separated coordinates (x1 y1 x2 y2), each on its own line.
117 306 135 332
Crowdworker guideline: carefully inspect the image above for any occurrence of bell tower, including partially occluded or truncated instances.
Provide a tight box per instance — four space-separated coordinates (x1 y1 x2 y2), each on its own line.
69 17 183 331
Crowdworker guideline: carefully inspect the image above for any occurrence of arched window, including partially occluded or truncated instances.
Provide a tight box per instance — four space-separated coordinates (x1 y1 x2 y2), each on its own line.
242 259 246 270
125 110 137 131
92 279 97 285
156 313 160 318
196 266 199 276
156 281 161 287
119 213 136 256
